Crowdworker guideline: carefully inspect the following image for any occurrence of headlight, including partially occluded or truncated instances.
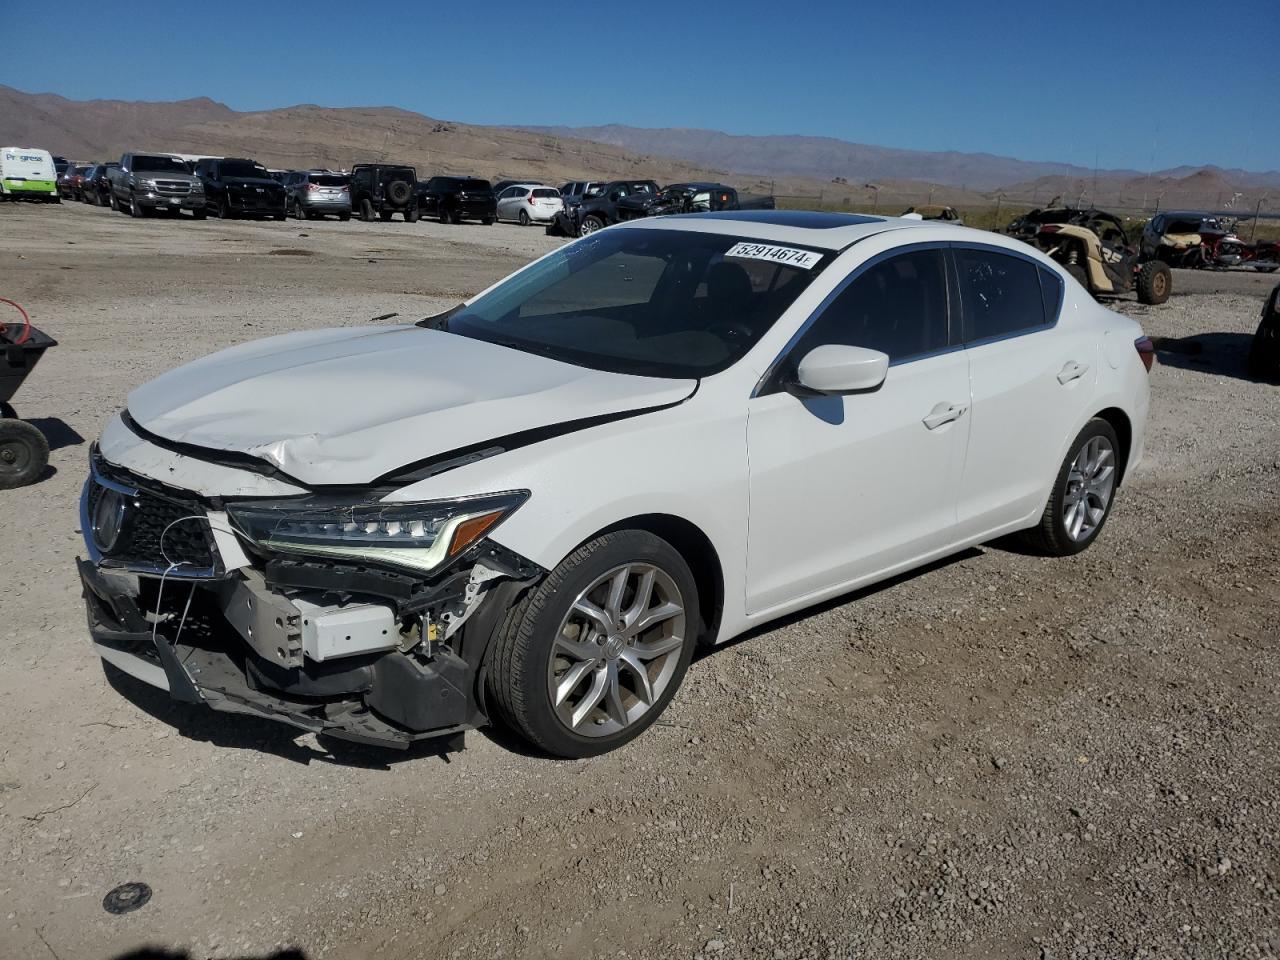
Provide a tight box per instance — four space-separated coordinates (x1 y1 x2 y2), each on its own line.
190 181 204 192
226 492 528 574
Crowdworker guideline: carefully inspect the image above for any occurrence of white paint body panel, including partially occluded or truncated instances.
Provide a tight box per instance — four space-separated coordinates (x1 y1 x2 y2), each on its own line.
90 216 1150 651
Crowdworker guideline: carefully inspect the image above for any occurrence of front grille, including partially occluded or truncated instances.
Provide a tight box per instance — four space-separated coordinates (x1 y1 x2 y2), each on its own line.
154 180 192 197
88 457 218 572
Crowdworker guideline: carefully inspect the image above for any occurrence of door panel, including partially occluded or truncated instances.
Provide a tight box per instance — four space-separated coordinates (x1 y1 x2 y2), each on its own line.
746 351 971 614
951 247 1099 536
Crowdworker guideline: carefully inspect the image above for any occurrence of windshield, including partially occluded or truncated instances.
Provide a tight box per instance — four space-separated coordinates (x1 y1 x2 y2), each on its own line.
532 188 559 198
311 175 348 186
220 160 270 179
459 179 491 192
440 228 828 378
133 155 189 174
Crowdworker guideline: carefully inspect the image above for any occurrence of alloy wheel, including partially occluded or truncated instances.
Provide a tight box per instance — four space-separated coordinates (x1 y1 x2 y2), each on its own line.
547 562 687 738
1063 435 1115 541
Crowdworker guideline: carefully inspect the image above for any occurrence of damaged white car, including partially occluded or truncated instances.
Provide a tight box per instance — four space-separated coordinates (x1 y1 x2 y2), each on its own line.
79 211 1151 757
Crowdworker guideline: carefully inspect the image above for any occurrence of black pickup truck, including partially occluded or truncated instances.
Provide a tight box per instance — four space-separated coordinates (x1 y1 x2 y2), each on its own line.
615 182 776 221
549 180 660 237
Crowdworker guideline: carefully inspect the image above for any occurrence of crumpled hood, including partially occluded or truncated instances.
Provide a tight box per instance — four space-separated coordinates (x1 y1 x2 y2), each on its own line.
126 325 695 486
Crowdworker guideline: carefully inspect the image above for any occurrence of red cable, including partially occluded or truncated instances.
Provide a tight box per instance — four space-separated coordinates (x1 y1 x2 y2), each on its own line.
0 298 32 345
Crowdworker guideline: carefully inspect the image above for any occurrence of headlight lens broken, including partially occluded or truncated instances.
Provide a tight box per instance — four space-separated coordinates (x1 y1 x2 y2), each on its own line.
226 491 528 574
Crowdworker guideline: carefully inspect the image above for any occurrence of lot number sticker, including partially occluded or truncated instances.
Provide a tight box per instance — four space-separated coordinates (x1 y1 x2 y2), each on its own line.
725 242 822 270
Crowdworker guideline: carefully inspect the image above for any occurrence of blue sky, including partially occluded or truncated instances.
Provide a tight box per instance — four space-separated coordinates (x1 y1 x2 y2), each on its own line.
5 0 1277 172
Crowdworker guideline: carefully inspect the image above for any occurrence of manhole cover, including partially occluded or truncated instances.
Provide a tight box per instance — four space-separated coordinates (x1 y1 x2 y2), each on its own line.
103 881 152 914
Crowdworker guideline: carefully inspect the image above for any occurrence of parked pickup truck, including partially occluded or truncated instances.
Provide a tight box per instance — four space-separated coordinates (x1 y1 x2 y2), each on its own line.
615 182 776 221
549 179 660 237
108 153 205 218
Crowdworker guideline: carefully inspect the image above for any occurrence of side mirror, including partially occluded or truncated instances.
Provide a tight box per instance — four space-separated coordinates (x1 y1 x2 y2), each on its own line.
792 344 889 395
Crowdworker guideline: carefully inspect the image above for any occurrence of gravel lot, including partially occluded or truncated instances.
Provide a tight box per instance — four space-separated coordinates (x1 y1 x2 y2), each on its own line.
2 201 1278 960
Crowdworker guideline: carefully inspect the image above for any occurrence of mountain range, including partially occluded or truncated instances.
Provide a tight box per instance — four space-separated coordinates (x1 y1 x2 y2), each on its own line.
3 85 1276 213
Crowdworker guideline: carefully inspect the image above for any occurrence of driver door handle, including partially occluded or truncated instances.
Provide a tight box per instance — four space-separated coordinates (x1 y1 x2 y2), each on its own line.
1057 360 1090 384
922 401 968 430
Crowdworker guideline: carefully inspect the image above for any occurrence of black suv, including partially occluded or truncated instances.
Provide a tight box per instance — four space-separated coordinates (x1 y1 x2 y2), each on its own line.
550 180 660 237
349 164 419 222
417 176 496 225
193 157 286 220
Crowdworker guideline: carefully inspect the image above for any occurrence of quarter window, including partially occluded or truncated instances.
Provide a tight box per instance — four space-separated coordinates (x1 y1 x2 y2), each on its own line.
793 249 950 363
954 248 1047 343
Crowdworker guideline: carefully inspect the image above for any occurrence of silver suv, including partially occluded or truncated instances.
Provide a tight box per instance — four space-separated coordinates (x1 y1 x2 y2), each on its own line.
284 170 352 221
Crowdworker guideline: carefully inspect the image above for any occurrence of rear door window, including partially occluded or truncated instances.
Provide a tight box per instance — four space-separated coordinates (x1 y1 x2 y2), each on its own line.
953 247 1047 343
793 248 951 363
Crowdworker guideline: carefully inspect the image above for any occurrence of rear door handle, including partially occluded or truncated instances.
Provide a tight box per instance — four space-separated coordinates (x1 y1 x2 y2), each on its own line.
922 401 968 430
1057 360 1090 384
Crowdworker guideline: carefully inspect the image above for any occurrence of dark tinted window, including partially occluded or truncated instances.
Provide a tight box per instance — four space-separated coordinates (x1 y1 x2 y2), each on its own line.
1038 267 1064 324
954 248 1046 343
310 174 347 186
133 155 189 173
532 188 559 198
460 179 491 191
794 249 950 362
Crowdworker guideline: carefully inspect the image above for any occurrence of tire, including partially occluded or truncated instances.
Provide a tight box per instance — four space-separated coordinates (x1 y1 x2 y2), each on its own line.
482 217 494 225
1136 260 1172 304
339 212 351 222
579 214 605 236
439 205 451 225
0 419 50 490
109 191 121 213
192 208 207 220
386 180 412 206
379 209 393 222
1021 418 1121 557
405 206 419 223
518 209 530 226
488 530 700 758
1247 308 1280 379
292 198 305 220
273 212 286 221
129 193 145 218
218 197 232 220
359 198 375 222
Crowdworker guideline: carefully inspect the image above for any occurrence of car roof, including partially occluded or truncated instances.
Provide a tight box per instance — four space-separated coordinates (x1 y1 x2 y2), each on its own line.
613 210 1046 254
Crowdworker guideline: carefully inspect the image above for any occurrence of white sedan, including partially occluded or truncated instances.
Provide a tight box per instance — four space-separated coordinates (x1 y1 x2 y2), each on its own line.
79 211 1151 758
495 184 563 225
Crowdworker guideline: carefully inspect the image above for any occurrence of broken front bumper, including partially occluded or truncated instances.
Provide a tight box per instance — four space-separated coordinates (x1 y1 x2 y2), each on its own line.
76 451 539 750
78 558 479 748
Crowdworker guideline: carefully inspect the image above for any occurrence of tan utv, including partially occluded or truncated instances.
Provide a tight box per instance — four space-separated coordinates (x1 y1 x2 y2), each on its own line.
1018 207 1172 305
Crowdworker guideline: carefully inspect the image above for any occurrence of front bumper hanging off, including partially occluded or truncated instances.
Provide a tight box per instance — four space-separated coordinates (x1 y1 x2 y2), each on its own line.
78 558 481 749
76 455 541 750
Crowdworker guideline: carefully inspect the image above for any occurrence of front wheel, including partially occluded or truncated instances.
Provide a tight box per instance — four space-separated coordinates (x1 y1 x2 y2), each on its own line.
579 214 605 236
488 530 699 758
1136 260 1172 304
129 193 145 218
1021 419 1120 556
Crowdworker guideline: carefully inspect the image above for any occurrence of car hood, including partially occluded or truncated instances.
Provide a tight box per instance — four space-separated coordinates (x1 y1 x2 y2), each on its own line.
126 325 696 486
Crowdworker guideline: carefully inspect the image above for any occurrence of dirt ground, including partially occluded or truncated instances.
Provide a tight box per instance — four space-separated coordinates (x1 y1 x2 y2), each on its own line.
1 200 1278 960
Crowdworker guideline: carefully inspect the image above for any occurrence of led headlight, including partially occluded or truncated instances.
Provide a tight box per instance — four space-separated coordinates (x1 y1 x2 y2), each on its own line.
226 491 528 574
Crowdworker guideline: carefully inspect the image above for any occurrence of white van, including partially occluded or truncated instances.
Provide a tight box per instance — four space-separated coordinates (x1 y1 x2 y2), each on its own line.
0 147 58 201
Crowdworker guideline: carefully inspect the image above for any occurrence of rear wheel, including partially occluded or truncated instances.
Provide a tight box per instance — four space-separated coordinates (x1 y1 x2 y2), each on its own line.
192 208 206 220
518 209 530 226
339 212 351 222
1063 262 1089 292
379 209 393 222
109 191 120 212
218 197 232 220
1136 260 1172 305
0 419 49 490
1021 418 1120 556
405 206 419 223
488 530 699 758
439 205 451 225
359 198 375 222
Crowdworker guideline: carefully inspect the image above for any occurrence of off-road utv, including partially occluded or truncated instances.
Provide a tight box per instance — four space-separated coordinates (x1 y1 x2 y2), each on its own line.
1015 207 1172 305
349 164 419 222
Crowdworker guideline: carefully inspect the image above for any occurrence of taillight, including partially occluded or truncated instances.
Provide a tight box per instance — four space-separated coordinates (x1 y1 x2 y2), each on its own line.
1134 336 1155 372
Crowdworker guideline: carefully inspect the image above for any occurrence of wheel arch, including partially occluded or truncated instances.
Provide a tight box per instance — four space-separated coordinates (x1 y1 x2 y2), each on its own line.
590 513 725 646
1093 406 1132 484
